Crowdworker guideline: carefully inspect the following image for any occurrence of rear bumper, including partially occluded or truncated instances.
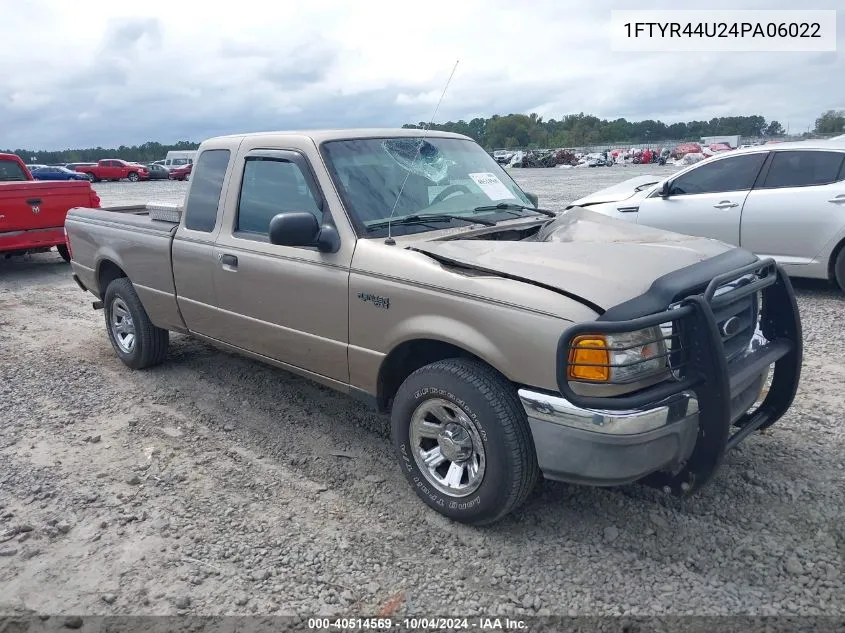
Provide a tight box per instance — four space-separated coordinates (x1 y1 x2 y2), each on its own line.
71 273 88 292
519 389 699 485
0 227 66 253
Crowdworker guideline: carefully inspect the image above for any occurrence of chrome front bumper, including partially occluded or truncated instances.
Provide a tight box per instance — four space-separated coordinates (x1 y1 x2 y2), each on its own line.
518 389 700 486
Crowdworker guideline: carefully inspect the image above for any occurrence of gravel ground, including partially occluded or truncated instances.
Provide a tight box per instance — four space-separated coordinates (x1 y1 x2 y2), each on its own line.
1 164 843 618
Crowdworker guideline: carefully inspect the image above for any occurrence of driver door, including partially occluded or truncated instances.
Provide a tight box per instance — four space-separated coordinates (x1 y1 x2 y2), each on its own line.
211 148 352 383
635 152 769 246
103 161 120 180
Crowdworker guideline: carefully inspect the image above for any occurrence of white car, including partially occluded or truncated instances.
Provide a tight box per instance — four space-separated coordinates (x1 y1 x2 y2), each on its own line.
568 139 845 292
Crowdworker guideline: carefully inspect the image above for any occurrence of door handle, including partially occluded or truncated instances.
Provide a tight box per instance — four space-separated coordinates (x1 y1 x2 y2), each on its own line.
828 195 845 204
220 254 238 269
713 201 738 209
26 198 42 206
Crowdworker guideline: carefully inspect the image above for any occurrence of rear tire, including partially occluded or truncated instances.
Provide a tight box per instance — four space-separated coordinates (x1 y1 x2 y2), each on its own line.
57 244 71 262
103 278 169 369
391 358 539 525
834 247 845 293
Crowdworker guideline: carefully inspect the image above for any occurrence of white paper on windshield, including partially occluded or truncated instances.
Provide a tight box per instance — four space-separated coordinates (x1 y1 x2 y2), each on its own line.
468 172 517 201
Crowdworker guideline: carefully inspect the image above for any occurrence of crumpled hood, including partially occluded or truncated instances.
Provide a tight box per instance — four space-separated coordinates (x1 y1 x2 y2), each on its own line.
409 207 735 311
567 175 663 207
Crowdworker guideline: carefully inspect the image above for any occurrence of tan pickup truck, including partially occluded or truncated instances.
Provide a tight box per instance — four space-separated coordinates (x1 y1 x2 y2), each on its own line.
65 129 803 525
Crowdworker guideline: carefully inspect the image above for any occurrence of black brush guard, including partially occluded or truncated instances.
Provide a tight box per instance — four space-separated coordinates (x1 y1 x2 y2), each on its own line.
555 253 803 495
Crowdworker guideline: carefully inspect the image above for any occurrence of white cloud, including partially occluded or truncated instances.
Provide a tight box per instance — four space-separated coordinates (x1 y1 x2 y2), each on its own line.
1 0 843 149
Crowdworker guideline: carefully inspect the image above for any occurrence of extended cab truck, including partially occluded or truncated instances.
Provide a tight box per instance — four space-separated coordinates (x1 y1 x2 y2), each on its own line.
0 153 101 261
76 159 149 183
65 130 803 525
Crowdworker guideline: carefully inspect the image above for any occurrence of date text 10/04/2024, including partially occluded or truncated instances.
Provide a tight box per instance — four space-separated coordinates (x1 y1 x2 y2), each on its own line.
307 617 528 630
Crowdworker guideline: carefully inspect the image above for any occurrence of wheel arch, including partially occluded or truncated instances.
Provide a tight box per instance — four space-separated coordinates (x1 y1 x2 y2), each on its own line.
376 337 511 413
96 257 128 298
827 235 845 282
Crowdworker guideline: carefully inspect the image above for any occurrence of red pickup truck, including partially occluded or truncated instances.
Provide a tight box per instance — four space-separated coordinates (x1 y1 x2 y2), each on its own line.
75 159 149 183
0 153 101 261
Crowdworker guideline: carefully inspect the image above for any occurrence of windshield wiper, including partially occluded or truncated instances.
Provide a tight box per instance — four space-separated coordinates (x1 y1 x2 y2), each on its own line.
367 213 497 231
473 202 557 218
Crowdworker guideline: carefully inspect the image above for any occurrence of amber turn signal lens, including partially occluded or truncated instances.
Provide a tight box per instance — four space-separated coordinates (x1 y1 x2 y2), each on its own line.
567 335 610 382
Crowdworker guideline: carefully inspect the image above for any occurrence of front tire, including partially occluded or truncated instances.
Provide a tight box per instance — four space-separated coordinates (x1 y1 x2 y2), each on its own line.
103 278 169 369
127 171 139 182
391 358 538 525
834 247 845 293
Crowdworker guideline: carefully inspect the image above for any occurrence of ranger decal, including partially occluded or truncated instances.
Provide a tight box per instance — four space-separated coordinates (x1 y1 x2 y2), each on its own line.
357 292 390 310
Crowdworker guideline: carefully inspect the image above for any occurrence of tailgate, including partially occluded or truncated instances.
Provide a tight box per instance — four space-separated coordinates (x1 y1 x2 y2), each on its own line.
0 180 97 232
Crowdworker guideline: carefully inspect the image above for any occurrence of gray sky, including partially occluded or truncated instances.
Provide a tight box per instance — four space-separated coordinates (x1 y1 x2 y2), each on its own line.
2 0 843 150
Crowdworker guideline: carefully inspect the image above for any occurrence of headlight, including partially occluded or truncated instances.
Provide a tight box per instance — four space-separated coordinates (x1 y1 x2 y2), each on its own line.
567 326 667 384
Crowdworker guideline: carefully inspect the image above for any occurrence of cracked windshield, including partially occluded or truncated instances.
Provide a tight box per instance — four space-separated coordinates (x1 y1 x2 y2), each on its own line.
321 137 535 236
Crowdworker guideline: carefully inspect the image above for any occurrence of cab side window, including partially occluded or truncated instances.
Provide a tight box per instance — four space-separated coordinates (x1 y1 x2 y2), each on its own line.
668 153 767 196
759 151 845 189
0 160 28 181
235 158 321 237
183 149 231 232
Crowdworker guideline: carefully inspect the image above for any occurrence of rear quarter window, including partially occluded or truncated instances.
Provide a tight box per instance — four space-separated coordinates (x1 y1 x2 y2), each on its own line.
0 159 29 181
760 151 845 188
183 149 231 232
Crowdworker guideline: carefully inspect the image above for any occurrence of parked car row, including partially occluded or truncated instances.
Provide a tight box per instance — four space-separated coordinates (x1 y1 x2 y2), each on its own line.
1 149 192 264
25 159 191 182
1 153 100 261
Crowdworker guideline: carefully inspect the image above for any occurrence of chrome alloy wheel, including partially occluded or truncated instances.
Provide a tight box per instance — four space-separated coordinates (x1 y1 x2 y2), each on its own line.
110 297 136 353
409 398 486 497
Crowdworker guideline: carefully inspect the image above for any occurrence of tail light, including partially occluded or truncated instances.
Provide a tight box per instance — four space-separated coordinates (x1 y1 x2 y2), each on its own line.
90 189 101 208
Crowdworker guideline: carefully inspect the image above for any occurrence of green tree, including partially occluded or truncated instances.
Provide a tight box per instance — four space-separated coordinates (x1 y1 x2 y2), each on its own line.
814 110 845 134
765 120 785 136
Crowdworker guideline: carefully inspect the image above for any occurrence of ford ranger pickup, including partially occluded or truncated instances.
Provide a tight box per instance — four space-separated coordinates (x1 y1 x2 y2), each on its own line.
1 152 101 261
64 129 802 525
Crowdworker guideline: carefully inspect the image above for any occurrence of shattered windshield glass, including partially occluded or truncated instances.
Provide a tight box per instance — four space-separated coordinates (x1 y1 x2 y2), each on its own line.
382 138 450 183
320 136 535 237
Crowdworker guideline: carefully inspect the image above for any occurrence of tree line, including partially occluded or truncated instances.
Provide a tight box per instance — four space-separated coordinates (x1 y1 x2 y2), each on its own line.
403 110 845 149
4 140 200 166
5 110 844 163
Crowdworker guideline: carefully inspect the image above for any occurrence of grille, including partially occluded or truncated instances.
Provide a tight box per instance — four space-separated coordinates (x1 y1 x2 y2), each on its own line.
712 274 761 363
660 273 765 381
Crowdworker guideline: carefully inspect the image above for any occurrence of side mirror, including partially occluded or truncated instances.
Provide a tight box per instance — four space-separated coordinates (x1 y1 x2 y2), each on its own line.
657 181 671 197
525 191 539 207
268 212 340 253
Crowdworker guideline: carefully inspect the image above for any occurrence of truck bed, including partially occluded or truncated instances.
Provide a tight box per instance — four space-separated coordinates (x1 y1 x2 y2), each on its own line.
68 203 182 228
65 204 181 327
